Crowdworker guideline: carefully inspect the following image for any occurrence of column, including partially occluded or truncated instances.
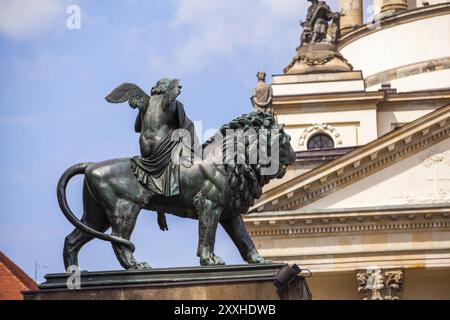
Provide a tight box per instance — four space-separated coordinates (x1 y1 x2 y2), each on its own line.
373 0 384 15
339 0 363 35
381 0 409 13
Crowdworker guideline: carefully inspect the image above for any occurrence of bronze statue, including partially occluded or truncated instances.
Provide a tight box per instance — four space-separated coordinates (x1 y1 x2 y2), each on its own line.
251 71 273 113
58 80 296 270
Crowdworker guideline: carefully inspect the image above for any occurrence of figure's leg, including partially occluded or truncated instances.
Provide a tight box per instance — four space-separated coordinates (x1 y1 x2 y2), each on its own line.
109 201 150 270
220 215 269 264
157 211 168 231
63 181 110 270
195 194 225 266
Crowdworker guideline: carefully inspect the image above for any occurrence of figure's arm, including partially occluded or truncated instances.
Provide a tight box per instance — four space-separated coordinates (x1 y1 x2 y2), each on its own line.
266 86 273 106
252 88 266 108
254 87 273 109
134 111 142 133
251 87 258 107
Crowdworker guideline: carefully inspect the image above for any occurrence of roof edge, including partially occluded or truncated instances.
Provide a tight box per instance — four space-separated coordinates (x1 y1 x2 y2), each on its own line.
0 251 38 291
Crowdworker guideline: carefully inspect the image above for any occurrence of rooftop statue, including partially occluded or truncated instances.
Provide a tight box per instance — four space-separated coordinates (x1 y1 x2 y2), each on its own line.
58 78 296 270
284 0 353 74
251 71 273 113
300 0 340 45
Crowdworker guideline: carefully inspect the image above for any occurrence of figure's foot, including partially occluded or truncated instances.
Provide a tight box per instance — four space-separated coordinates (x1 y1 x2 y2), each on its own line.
246 251 271 264
200 253 225 266
129 262 152 270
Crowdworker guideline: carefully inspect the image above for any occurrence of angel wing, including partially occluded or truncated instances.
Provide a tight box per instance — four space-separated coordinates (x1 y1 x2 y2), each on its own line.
105 83 150 110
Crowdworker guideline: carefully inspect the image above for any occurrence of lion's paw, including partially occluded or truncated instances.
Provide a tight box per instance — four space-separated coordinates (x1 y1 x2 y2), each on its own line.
247 253 271 264
130 262 152 270
200 254 226 266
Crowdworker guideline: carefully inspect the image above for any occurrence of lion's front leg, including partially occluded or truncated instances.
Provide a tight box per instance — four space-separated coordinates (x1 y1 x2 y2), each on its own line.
221 215 270 264
195 194 225 266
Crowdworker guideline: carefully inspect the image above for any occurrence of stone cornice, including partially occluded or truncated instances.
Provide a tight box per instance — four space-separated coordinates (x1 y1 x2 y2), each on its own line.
245 205 450 237
273 88 450 112
272 90 384 109
365 57 450 89
251 104 450 212
338 3 450 50
383 88 450 103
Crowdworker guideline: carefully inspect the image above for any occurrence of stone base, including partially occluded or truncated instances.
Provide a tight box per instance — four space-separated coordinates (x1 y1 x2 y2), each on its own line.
284 43 353 75
23 264 312 300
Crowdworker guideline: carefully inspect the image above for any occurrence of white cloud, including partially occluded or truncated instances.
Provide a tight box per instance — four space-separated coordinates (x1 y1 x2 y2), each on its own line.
0 0 65 39
164 0 312 72
0 114 47 125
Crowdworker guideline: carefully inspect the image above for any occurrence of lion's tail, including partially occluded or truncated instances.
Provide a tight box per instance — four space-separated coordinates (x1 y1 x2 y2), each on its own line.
57 163 135 252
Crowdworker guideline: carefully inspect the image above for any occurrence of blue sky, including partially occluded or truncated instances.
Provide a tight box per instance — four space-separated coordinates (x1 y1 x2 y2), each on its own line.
0 0 373 282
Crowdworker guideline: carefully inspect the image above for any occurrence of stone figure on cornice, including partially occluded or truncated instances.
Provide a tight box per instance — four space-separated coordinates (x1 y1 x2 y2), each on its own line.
251 71 273 114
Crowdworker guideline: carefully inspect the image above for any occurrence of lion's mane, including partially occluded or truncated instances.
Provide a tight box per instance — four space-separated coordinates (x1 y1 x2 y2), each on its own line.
204 111 286 215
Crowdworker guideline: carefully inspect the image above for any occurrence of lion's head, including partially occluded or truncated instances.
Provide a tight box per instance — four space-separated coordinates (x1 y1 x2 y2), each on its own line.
204 112 296 214
273 123 296 179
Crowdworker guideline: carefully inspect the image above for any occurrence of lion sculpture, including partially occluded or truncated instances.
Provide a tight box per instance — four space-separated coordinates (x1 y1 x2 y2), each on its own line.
58 112 295 270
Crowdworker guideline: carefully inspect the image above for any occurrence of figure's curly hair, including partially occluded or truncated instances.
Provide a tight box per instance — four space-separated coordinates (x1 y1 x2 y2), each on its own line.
204 111 288 215
151 78 179 96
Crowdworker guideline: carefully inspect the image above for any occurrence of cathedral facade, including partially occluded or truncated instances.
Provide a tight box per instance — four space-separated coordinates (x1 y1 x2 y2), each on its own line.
245 0 450 299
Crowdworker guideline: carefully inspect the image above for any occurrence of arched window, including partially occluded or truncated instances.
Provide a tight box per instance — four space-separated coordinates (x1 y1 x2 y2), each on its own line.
307 133 334 150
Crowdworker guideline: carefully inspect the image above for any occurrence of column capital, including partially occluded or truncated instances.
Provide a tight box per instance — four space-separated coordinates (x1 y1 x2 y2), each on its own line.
356 267 405 300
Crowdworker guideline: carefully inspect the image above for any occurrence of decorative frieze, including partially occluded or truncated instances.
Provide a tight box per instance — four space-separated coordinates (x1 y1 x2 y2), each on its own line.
246 207 450 237
249 219 450 237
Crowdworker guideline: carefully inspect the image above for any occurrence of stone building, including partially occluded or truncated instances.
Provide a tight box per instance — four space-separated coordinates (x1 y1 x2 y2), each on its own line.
0 251 37 300
245 0 450 299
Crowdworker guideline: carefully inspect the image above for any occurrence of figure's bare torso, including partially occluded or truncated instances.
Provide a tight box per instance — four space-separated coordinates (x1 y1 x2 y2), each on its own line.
139 95 177 158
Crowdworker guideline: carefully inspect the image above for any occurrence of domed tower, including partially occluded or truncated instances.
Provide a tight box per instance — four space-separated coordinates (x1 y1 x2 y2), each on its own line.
339 0 450 93
246 1 450 300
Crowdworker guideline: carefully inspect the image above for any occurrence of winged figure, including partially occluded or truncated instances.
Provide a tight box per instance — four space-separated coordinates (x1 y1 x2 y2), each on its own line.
105 79 197 231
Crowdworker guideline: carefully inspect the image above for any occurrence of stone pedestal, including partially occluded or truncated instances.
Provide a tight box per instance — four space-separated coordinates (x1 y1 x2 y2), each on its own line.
23 264 312 300
284 43 353 75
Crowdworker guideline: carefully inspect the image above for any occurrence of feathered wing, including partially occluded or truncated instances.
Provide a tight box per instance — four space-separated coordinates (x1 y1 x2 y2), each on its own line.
105 83 150 110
